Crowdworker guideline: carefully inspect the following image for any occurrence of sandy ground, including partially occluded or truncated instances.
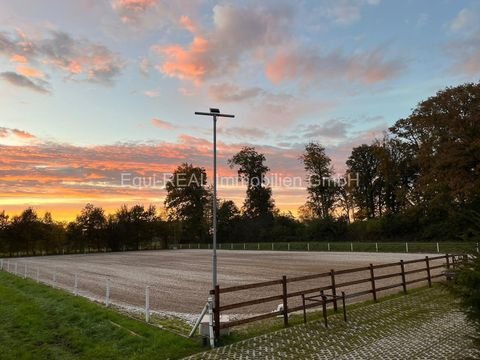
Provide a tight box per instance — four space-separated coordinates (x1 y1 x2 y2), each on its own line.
4 250 445 319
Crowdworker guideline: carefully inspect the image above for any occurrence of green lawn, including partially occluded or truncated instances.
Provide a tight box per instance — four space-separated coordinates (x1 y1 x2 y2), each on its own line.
0 271 205 360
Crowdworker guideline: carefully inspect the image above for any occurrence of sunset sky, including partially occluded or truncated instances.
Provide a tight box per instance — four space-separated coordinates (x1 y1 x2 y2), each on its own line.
1 0 479 221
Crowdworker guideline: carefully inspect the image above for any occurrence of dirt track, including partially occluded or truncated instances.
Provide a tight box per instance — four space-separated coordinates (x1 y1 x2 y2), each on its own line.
7 250 445 317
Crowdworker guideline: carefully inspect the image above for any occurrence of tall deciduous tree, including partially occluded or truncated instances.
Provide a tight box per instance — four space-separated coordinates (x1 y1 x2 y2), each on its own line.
390 82 480 207
301 142 338 219
76 203 107 251
228 147 274 219
164 163 209 242
346 144 382 219
113 204 158 250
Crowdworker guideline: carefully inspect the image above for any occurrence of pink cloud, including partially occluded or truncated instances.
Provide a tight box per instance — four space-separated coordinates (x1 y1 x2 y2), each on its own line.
153 3 294 83
209 83 263 102
111 0 159 24
16 65 44 78
153 36 210 83
0 29 124 87
11 129 36 139
10 54 27 63
151 118 175 130
265 47 404 85
0 126 387 219
179 15 197 33
0 127 36 140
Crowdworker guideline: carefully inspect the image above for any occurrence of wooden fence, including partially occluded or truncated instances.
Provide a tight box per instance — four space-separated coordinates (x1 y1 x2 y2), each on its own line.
210 253 462 339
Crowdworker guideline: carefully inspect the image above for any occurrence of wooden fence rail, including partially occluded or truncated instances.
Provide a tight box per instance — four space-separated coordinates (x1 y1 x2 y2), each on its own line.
210 253 462 338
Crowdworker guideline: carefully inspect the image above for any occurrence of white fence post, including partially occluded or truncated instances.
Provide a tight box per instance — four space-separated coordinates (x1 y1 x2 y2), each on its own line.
7 260 10 272
243 243 246 250
14 262 18 275
24 263 27 279
376 242 378 252
328 243 330 251
350 242 353 252
307 242 310 251
257 242 260 250
145 286 150 323
105 278 111 307
53 267 57 287
0 259 3 270
436 242 440 253
74 273 78 296
288 243 290 251
405 242 409 253
36 267 40 283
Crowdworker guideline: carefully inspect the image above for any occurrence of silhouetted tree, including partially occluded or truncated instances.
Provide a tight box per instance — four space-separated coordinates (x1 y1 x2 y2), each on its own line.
164 163 209 243
76 204 107 251
301 142 338 219
228 147 274 219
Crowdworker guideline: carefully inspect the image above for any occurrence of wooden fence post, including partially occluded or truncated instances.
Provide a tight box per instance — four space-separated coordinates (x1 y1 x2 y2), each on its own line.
214 285 220 340
282 275 289 327
330 269 338 312
369 264 377 302
400 260 407 294
425 256 432 287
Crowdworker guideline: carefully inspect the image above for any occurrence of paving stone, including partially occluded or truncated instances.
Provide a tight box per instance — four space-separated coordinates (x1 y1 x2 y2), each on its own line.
184 287 480 360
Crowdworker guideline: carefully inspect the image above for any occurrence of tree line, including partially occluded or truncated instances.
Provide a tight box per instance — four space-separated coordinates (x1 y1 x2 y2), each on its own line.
1 82 480 256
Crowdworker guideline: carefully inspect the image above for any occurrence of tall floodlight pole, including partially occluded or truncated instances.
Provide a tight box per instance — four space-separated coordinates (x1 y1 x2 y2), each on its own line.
195 108 235 290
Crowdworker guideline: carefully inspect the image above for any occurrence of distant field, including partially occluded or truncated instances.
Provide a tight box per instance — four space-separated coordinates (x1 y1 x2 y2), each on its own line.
5 250 446 318
178 241 479 254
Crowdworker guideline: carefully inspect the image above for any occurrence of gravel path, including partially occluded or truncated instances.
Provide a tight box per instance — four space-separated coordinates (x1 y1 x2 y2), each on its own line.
186 287 480 360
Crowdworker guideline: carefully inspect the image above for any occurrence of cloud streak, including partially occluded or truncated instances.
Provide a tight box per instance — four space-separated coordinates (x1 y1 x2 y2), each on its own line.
0 72 50 93
266 46 404 86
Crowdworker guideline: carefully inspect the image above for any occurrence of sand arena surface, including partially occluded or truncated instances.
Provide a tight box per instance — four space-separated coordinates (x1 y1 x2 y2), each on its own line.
11 250 444 317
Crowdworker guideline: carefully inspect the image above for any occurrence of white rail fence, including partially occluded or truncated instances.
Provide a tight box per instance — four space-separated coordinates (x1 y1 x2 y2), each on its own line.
0 258 155 324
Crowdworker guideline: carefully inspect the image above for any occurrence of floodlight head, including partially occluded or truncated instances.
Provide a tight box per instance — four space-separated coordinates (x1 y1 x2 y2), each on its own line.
210 108 220 113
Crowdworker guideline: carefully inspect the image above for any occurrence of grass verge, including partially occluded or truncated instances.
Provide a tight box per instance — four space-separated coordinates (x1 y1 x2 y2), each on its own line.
0 270 205 360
